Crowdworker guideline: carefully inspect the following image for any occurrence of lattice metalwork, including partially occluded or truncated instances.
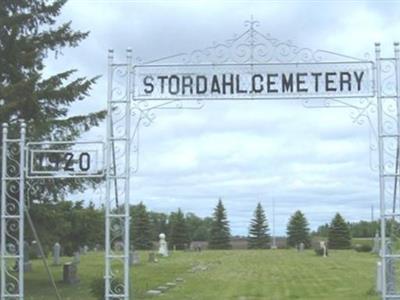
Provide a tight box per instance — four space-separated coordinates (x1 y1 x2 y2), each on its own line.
1 121 26 300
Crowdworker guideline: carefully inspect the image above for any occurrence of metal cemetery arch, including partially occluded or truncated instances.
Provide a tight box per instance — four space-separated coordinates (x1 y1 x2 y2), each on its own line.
1 19 399 300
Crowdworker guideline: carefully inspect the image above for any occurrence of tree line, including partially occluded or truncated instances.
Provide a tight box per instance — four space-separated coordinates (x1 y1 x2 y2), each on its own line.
24 196 360 256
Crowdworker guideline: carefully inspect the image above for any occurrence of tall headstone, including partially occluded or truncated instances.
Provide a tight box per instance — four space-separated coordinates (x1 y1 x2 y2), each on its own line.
129 250 140 266
372 232 380 254
23 241 32 272
299 242 305 252
73 251 80 265
53 242 61 266
158 233 168 257
320 241 328 257
32 240 42 258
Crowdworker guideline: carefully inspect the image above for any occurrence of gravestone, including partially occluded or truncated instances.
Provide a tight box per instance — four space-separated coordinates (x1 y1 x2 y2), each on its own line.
148 252 158 263
158 233 168 257
299 242 305 252
53 242 61 266
63 262 80 284
23 241 32 272
31 240 41 258
320 241 328 257
73 251 80 264
83 245 89 254
129 250 140 266
372 232 380 254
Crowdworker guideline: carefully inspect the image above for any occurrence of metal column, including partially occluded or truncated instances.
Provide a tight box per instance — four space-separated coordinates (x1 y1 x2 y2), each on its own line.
1 121 26 300
105 49 131 300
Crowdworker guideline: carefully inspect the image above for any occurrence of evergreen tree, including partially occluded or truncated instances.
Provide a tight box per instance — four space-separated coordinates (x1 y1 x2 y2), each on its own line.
0 0 105 202
208 198 231 249
169 209 189 250
286 210 311 248
328 213 352 249
131 203 153 250
248 203 270 249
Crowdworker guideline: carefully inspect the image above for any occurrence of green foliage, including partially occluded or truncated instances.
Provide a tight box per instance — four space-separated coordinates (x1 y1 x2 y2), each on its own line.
353 244 372 252
286 210 311 248
313 223 329 237
26 201 104 256
149 211 168 241
328 213 352 249
0 0 106 202
130 202 153 250
90 276 123 300
209 199 231 249
314 247 325 256
248 203 270 249
169 209 189 250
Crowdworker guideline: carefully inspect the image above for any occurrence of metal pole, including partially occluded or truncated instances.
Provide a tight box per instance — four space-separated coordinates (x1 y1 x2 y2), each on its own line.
272 198 276 249
124 48 132 299
105 48 114 300
1 123 8 300
394 42 400 217
375 42 387 299
18 120 25 300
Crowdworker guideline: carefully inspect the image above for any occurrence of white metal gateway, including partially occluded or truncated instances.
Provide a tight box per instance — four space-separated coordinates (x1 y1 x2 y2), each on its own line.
1 19 399 300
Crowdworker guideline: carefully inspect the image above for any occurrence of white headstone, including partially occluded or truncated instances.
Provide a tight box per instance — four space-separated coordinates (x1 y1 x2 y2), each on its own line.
158 233 169 257
372 232 380 254
320 241 327 257
53 242 61 265
299 242 305 252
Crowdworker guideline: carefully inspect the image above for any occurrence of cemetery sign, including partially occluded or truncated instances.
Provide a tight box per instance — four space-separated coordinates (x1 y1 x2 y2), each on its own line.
134 62 374 100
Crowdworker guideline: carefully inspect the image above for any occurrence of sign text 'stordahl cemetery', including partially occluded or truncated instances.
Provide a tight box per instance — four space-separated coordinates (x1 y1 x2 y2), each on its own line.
134 62 374 100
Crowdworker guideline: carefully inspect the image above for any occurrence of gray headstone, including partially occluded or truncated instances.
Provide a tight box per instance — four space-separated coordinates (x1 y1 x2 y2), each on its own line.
73 251 80 265
63 262 80 285
299 242 305 252
83 245 89 254
23 241 32 272
148 252 157 263
23 241 30 263
129 250 140 266
31 240 41 258
146 290 161 296
372 232 380 254
53 243 61 266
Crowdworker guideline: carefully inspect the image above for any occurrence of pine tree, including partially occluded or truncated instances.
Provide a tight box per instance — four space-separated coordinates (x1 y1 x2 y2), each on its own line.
208 198 231 249
248 203 270 249
328 213 352 249
131 202 153 250
169 209 189 250
0 0 106 201
286 210 311 248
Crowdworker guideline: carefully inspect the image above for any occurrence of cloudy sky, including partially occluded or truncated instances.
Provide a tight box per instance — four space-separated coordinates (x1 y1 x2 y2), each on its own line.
47 0 400 235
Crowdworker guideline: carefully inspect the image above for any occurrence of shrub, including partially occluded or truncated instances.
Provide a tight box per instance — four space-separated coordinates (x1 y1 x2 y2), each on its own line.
354 244 372 252
90 277 124 300
314 248 324 256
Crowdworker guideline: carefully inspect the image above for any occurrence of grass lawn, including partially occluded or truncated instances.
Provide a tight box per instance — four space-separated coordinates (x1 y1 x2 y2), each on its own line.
21 250 379 300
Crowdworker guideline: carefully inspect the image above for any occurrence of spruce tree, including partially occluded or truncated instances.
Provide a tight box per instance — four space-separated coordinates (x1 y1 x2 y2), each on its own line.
248 203 270 249
169 209 189 250
0 0 105 201
131 202 153 250
328 213 352 249
208 198 231 249
286 210 311 248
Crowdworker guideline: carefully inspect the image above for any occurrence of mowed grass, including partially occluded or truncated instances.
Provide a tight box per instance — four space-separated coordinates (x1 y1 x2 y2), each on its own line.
21 250 379 300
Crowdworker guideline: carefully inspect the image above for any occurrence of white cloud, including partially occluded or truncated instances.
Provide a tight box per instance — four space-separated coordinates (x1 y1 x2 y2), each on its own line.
53 0 399 235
